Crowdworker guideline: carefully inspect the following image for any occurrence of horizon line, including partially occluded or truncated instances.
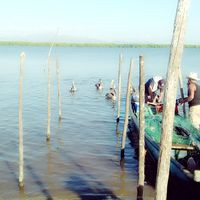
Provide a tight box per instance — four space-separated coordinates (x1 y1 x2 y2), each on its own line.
0 40 200 48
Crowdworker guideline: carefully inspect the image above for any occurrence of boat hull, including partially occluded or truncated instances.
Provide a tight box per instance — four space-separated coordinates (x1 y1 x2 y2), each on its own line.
128 114 200 200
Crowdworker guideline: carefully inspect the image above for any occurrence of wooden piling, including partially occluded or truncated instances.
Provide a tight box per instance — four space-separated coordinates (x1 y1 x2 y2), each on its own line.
137 55 145 200
56 58 62 120
178 65 186 116
19 52 26 188
117 53 123 123
46 29 58 141
155 0 191 200
47 56 51 141
121 59 133 159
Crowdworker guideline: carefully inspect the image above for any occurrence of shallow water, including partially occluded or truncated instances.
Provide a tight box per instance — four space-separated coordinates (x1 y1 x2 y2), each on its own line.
0 46 199 199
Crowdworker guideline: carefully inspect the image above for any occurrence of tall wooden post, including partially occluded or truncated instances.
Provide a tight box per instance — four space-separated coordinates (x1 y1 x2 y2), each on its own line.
47 56 51 141
19 52 26 188
137 55 145 200
121 59 133 159
117 53 123 123
56 58 62 120
46 29 58 141
155 0 191 200
178 65 186 116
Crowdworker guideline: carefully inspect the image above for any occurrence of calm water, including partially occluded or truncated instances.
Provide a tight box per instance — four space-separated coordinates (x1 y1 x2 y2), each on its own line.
0 46 199 200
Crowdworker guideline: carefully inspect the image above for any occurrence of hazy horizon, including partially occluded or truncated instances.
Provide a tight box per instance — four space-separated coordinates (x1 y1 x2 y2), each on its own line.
0 33 199 45
0 0 199 44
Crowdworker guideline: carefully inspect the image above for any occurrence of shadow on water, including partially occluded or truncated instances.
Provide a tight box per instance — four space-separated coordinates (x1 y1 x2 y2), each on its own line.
52 98 130 199
5 160 18 184
65 174 121 200
4 158 26 200
59 146 121 200
26 165 53 200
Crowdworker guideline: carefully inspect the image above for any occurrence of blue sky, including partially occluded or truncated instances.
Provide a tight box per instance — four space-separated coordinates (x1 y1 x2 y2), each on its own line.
0 0 199 44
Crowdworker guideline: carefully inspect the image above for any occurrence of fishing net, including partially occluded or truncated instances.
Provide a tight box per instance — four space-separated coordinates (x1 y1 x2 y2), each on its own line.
144 109 200 145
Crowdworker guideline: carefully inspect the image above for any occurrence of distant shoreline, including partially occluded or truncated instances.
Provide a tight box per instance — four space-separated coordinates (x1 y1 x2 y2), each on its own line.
0 41 200 48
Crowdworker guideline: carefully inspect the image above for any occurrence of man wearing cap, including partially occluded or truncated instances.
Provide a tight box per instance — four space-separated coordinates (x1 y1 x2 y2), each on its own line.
145 76 165 103
179 72 200 130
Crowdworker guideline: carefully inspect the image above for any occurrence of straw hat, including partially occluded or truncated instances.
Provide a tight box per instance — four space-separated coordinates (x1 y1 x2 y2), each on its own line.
187 72 200 81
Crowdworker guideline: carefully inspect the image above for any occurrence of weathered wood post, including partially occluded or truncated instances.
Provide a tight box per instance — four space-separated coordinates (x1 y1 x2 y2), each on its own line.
46 56 51 141
120 59 133 159
56 58 62 120
46 30 58 141
137 55 145 200
178 65 186 116
117 53 123 123
19 52 26 188
155 0 191 200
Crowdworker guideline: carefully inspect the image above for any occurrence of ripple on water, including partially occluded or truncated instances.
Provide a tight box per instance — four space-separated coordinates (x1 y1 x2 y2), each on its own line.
0 46 157 199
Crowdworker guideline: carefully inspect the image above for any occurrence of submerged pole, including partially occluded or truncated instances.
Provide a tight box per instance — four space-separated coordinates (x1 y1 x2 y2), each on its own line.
178 65 186 116
137 55 145 200
117 53 123 123
155 0 191 200
120 59 133 159
56 58 62 120
19 52 26 188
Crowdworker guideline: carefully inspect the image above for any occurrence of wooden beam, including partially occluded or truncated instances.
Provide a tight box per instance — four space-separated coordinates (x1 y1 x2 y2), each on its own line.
155 0 191 200
117 53 123 123
19 52 26 188
137 55 145 200
172 144 194 150
121 59 133 158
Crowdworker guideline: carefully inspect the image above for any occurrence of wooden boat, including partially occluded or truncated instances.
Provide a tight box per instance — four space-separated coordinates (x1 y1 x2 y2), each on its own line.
128 100 200 200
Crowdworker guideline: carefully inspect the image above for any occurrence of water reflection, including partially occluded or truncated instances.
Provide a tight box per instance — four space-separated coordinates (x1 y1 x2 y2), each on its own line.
119 166 126 196
18 187 25 200
115 123 121 136
70 91 77 96
0 46 165 199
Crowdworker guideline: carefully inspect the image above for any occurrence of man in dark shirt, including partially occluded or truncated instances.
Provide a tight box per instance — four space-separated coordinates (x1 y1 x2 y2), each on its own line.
179 72 200 130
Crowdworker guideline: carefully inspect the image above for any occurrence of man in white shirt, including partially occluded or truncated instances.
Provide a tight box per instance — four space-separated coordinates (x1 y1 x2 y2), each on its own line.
145 76 165 103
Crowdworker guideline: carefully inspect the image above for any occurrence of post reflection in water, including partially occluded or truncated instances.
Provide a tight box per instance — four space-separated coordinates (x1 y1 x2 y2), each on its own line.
19 187 25 200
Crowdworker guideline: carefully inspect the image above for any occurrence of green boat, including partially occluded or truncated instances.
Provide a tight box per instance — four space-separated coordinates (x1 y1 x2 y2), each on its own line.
128 101 200 200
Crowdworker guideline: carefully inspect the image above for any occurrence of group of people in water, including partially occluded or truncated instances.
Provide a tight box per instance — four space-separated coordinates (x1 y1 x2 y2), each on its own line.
70 79 117 100
95 79 117 100
70 71 200 130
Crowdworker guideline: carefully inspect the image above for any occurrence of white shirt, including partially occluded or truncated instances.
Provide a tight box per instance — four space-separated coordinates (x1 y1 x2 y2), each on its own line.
152 76 163 92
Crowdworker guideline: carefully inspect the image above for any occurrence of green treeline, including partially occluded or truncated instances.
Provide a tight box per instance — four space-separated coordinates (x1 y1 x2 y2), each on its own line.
0 41 199 48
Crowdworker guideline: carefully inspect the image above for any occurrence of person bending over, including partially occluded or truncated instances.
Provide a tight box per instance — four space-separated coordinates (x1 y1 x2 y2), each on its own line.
145 76 165 103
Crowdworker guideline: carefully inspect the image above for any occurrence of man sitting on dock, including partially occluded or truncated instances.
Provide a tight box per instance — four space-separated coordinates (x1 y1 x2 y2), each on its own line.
179 72 200 130
145 76 165 103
